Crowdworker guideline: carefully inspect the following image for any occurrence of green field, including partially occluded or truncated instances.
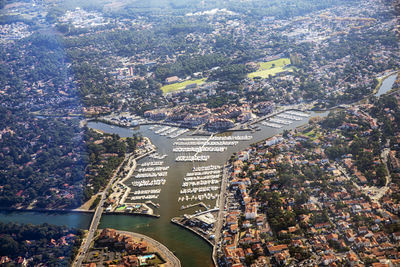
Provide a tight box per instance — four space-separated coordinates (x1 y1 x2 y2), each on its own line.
248 58 293 79
161 78 206 94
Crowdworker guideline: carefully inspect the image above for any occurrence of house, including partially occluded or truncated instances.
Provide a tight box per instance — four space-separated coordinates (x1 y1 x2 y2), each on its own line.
245 204 257 219
322 253 337 265
274 250 290 265
165 76 179 84
268 244 288 254
392 232 400 241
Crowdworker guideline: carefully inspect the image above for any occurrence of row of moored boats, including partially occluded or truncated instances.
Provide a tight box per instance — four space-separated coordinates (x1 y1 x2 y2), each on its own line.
262 110 310 129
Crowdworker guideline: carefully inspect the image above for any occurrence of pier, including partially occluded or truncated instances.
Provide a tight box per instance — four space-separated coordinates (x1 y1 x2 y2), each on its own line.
151 125 189 139
177 165 223 203
249 108 310 126
179 202 208 210
175 155 210 162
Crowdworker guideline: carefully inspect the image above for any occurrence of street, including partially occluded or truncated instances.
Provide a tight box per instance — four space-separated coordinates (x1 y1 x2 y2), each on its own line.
73 156 126 267
212 164 229 264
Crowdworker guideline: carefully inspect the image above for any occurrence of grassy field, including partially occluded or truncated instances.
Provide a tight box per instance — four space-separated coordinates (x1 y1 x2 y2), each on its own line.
161 78 206 94
248 58 293 79
302 129 321 141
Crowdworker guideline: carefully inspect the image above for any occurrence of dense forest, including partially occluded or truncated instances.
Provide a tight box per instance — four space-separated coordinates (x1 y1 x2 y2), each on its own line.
0 108 135 209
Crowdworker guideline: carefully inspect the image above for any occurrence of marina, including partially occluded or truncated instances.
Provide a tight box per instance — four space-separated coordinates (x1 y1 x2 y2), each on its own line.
177 135 253 141
173 141 238 146
128 158 170 206
151 125 190 139
133 189 162 195
173 147 227 153
177 165 223 204
260 109 311 129
134 172 168 178
160 127 178 136
182 180 220 187
184 175 220 181
175 155 210 162
3 109 327 267
82 112 324 266
131 195 159 200
179 186 220 194
137 166 170 172
285 110 310 117
178 193 219 202
269 117 292 125
140 161 164 167
155 126 171 135
186 171 221 176
149 152 168 159
169 128 189 138
261 121 282 128
193 165 221 172
276 113 303 121
131 179 166 187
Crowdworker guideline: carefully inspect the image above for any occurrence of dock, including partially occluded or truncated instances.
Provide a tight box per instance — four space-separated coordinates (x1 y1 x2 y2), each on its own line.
179 202 208 210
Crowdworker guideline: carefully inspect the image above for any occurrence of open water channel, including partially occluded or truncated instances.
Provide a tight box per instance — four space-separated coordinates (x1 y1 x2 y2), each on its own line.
0 111 324 267
0 73 396 267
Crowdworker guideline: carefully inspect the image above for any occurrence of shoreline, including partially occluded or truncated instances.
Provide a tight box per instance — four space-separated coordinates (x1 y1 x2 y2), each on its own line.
170 217 215 247
373 70 399 94
0 207 95 214
103 211 160 218
0 208 160 218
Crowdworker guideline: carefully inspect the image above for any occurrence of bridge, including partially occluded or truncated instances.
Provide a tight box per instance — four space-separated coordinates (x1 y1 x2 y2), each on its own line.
73 156 126 267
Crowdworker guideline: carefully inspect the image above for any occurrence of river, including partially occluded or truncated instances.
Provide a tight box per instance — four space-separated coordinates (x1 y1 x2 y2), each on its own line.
1 73 397 266
90 111 326 266
0 110 326 267
375 73 398 97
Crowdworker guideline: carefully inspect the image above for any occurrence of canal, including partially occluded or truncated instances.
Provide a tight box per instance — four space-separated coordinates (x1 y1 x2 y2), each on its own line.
1 72 397 266
0 110 324 267
375 73 398 97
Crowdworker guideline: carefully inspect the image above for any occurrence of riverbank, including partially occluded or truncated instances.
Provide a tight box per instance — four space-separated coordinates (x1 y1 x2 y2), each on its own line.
104 211 160 218
171 217 215 247
0 207 94 214
374 71 399 94
86 113 321 267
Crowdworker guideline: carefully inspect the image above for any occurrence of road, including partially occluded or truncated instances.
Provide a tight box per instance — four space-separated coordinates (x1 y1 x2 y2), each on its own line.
73 155 126 267
212 164 229 265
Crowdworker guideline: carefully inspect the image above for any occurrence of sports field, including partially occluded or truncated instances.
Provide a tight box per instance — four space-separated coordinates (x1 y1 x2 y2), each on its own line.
248 58 293 79
161 78 206 94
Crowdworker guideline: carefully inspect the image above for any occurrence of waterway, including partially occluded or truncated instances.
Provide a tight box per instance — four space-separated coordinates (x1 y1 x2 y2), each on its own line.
89 112 329 267
9 105 388 267
1 72 397 266
0 111 328 267
375 73 398 97
0 210 92 229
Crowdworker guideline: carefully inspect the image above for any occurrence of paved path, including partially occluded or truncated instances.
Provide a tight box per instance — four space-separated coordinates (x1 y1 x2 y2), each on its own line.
212 164 229 265
117 230 181 267
73 156 126 267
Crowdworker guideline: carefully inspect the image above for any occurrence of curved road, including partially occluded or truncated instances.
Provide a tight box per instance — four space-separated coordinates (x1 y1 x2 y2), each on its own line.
117 230 181 267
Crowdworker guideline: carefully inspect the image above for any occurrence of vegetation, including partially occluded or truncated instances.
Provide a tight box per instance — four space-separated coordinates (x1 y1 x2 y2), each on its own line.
0 109 139 209
161 78 206 94
0 222 83 266
248 58 293 79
